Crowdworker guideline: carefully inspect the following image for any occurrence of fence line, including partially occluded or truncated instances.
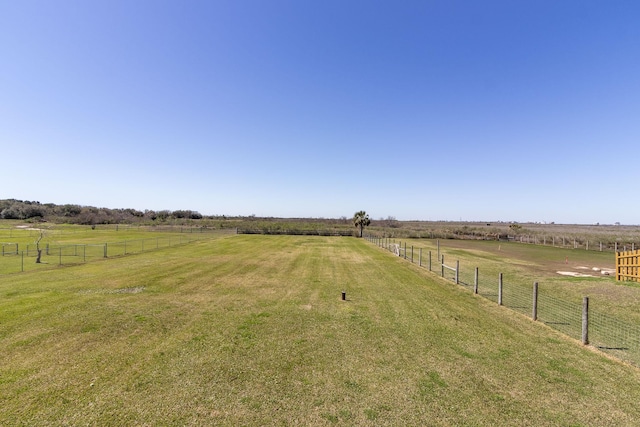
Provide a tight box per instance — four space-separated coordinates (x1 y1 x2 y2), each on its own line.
377 229 639 254
365 234 640 368
0 228 235 275
237 228 353 236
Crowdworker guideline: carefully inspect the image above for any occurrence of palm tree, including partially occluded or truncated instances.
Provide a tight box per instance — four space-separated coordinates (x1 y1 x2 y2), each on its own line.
353 210 371 238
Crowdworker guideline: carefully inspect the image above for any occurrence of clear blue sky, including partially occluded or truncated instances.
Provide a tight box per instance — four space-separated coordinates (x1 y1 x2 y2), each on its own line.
2 1 639 224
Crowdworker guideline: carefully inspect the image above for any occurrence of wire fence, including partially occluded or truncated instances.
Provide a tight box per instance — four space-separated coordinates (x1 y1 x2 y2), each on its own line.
384 229 640 254
366 235 640 368
0 228 236 275
509 235 637 253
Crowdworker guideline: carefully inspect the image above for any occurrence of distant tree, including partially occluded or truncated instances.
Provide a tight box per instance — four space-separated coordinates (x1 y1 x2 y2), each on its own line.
172 210 189 219
384 215 399 228
60 204 82 217
509 223 522 235
144 210 157 220
353 210 371 238
1 205 21 219
35 229 46 263
156 210 171 221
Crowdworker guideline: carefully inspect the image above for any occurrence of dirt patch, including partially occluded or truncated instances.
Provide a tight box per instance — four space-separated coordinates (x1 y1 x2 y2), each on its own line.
557 267 614 277
557 271 595 278
14 225 42 231
79 286 145 295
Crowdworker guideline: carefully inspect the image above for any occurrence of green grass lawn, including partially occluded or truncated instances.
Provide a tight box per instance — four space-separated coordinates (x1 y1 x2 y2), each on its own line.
2 235 640 425
0 223 229 274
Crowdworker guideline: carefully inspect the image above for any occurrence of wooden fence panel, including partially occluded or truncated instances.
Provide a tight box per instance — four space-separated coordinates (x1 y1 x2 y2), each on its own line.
617 250 640 282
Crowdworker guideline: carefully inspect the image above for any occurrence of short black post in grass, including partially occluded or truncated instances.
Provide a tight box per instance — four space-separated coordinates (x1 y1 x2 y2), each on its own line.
455 260 459 284
104 243 108 258
441 255 445 278
419 248 422 267
341 291 346 301
411 246 414 263
21 251 24 272
474 267 479 294
582 296 589 345
532 282 539 321
498 273 503 305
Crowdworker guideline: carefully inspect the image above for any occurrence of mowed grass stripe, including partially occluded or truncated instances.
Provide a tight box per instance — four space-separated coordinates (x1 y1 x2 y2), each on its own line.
1 235 640 426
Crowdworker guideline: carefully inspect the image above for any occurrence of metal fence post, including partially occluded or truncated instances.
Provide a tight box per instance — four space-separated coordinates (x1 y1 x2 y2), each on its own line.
532 282 539 321
498 273 503 305
441 255 444 277
582 296 589 345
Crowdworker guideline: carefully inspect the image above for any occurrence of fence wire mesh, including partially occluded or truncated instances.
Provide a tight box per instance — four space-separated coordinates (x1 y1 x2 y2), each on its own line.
366 235 640 369
0 229 235 275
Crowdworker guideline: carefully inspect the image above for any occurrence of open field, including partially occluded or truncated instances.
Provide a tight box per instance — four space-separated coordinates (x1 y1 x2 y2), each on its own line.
2 234 640 425
392 238 640 320
371 237 640 366
0 222 232 275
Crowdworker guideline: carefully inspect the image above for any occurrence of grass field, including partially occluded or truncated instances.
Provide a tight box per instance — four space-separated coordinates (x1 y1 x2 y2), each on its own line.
2 234 640 425
389 238 640 321
0 223 230 275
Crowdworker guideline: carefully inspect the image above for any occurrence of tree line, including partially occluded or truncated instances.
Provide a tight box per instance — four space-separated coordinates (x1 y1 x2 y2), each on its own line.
0 199 204 225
